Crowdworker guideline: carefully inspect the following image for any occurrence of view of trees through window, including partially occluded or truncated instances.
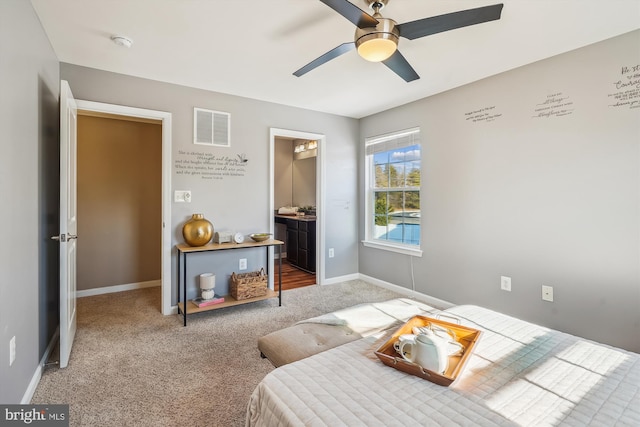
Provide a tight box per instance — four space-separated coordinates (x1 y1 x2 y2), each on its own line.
372 143 421 245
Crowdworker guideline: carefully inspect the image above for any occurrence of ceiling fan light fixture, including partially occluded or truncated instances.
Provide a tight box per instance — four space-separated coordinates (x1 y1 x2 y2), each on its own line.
355 17 399 62
293 0 502 82
356 35 397 62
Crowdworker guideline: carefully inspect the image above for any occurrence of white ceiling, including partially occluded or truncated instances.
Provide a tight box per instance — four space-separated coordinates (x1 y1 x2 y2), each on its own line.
31 0 640 118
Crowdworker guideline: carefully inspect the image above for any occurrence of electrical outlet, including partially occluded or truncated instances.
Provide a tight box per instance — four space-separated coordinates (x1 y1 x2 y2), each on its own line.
542 285 554 302
500 276 512 292
328 248 334 258
239 258 247 270
9 336 16 366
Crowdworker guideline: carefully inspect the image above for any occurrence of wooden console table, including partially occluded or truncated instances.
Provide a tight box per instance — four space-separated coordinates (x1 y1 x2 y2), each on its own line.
176 239 284 326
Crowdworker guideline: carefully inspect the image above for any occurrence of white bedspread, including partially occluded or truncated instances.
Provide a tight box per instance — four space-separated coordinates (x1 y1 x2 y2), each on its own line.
247 305 640 426
296 298 438 335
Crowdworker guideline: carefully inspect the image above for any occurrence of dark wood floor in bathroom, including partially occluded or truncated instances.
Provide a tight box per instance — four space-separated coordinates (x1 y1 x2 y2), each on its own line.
274 260 316 291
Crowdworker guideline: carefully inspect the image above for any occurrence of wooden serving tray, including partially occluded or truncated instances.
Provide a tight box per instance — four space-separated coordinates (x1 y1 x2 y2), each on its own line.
374 315 482 386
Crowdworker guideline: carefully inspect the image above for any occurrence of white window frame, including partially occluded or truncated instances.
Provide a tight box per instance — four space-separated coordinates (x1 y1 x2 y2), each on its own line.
363 127 423 257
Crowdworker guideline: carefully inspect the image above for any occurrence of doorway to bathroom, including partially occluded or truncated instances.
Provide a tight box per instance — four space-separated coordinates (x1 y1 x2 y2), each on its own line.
269 128 325 290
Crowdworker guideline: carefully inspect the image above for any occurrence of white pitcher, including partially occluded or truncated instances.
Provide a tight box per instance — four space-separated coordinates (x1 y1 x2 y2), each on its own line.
399 330 449 374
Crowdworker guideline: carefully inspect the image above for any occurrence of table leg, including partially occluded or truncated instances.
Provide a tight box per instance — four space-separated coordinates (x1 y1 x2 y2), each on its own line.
278 244 282 306
183 252 187 326
177 248 181 314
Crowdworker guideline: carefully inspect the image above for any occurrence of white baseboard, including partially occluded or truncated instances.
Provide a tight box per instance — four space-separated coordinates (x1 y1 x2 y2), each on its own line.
23 327 59 404
358 274 454 310
322 273 360 285
77 280 161 298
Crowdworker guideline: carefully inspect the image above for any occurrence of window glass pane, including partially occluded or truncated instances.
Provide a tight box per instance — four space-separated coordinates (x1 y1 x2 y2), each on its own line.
406 161 421 187
387 191 403 213
391 144 419 163
374 221 421 245
373 151 388 165
371 222 389 240
374 192 390 224
399 223 420 245
405 191 420 213
389 163 405 187
404 144 421 161
374 164 389 188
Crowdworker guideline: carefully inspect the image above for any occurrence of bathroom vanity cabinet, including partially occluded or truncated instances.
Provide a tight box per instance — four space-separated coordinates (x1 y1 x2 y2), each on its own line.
276 215 316 273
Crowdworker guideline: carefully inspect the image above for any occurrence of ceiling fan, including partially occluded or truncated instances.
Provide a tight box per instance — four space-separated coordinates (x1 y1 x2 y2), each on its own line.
293 0 504 82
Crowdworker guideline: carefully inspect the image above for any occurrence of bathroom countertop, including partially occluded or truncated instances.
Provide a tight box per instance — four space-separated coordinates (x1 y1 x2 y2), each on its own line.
274 214 317 222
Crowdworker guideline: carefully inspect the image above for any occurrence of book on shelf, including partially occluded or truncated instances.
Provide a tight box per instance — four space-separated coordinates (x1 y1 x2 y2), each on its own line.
190 295 225 307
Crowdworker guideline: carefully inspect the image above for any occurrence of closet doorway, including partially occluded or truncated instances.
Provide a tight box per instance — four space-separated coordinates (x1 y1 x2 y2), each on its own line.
77 113 161 303
75 101 172 315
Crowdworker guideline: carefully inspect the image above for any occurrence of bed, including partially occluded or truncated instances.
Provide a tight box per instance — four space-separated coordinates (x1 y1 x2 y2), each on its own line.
247 304 640 426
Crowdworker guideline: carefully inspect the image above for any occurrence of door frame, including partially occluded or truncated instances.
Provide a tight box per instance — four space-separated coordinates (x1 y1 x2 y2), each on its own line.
76 100 173 315
269 128 325 285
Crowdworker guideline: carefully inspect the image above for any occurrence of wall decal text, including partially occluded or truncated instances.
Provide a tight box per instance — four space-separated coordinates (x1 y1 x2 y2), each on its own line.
174 150 247 180
608 64 640 109
532 92 574 119
464 105 503 123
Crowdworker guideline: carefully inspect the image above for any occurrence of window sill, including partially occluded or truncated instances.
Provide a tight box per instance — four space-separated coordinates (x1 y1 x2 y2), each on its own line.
361 240 423 257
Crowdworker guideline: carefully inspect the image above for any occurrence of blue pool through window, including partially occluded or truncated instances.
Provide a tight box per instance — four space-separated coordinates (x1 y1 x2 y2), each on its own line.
376 223 421 245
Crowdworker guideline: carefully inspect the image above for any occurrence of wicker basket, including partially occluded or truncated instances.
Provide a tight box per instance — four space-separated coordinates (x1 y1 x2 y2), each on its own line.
230 268 268 300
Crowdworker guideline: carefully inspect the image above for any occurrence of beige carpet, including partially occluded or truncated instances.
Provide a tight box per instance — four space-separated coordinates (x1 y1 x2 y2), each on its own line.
32 280 403 426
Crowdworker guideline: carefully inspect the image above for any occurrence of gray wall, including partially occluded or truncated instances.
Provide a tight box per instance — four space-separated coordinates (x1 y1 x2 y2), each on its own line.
60 64 360 299
0 1 60 403
360 30 640 353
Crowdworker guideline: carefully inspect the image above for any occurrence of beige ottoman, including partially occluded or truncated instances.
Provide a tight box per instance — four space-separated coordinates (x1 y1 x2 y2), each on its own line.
258 298 438 367
258 323 361 367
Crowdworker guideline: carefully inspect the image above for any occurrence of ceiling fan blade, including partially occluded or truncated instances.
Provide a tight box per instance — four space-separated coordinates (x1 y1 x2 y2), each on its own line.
293 42 356 77
397 3 504 40
320 0 379 28
382 50 420 82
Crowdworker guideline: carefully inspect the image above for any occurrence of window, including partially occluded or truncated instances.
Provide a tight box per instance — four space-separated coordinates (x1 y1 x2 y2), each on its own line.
364 128 422 256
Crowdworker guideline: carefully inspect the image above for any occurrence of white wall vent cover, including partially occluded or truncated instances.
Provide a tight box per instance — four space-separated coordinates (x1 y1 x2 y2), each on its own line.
194 108 230 147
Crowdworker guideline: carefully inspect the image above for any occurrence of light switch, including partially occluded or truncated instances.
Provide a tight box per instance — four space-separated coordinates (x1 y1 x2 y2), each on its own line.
174 190 191 203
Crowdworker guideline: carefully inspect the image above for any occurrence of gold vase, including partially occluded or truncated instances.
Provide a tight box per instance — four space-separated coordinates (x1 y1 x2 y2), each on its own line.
182 214 214 247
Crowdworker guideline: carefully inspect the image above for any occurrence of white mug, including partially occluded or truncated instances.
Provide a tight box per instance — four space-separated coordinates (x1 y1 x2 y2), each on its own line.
393 334 417 355
399 331 449 374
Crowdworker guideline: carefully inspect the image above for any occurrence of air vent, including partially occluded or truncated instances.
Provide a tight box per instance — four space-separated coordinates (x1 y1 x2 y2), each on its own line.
194 108 230 147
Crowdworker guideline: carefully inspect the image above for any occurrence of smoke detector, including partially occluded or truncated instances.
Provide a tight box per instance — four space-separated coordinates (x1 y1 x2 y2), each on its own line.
111 35 133 48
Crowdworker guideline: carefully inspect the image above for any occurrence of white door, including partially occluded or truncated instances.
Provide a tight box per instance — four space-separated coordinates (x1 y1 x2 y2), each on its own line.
56 80 78 368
